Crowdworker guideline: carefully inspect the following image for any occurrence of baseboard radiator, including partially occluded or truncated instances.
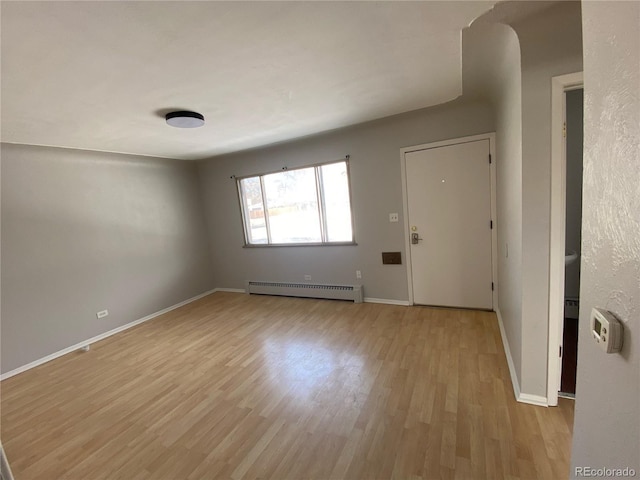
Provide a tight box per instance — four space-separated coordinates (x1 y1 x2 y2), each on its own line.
246 281 363 303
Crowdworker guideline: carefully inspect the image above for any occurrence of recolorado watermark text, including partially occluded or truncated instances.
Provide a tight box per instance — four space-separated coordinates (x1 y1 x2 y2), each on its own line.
575 467 636 477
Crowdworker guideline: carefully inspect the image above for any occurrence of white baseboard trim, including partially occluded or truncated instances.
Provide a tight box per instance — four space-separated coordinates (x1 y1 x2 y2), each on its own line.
214 288 246 294
364 297 411 306
1 442 15 480
0 288 217 381
519 393 549 407
495 309 548 407
220 288 408 305
495 309 522 400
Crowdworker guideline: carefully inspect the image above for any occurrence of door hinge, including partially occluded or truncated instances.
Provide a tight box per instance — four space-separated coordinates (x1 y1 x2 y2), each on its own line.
491 282 494 291
490 220 493 229
559 345 563 357
489 154 492 164
563 122 567 139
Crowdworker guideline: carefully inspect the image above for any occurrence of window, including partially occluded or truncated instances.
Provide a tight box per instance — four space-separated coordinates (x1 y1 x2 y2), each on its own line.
237 160 354 246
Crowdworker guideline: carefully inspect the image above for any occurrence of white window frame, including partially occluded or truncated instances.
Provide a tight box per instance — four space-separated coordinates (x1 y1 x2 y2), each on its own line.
236 159 356 247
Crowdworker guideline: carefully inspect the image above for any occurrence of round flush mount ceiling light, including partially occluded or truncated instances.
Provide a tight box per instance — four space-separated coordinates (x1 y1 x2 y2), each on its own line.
165 110 205 128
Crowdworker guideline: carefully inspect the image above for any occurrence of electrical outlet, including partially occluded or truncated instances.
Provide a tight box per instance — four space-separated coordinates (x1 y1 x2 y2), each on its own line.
389 213 399 223
96 309 109 319
356 270 362 279
304 274 312 281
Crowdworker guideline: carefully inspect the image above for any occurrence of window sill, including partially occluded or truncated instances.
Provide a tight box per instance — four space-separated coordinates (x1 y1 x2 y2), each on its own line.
243 241 358 248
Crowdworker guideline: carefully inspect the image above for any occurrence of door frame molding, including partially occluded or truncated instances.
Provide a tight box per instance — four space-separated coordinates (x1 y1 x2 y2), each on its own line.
400 133 497 308
548 72 583 407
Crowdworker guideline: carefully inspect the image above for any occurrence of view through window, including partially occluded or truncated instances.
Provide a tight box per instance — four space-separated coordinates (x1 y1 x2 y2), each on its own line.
238 160 354 245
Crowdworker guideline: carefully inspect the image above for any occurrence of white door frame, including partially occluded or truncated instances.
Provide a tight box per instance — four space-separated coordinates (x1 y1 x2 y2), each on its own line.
547 72 583 407
400 133 497 308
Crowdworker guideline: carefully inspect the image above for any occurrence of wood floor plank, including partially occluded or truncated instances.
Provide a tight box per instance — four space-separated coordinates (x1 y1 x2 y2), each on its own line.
1 292 574 479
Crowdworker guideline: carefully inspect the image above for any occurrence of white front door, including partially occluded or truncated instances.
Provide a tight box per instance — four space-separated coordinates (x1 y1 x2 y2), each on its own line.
405 139 493 309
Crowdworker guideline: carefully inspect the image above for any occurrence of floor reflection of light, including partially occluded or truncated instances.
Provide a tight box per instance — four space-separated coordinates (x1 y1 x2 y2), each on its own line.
263 339 365 403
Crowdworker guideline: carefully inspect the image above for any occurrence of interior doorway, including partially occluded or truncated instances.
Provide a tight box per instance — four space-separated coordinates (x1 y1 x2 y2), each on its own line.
548 72 584 406
560 88 583 396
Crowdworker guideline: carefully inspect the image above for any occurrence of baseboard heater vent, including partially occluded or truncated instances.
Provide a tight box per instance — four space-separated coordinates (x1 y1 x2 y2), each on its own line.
246 281 363 303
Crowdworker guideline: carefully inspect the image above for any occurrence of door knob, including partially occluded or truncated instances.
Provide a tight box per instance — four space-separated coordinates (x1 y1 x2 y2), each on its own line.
411 233 423 244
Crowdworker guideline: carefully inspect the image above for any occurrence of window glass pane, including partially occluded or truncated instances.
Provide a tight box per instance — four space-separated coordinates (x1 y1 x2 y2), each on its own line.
239 177 268 244
321 162 353 242
263 168 321 243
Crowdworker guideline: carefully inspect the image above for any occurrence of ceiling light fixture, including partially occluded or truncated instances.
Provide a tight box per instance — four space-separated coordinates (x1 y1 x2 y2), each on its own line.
165 110 205 128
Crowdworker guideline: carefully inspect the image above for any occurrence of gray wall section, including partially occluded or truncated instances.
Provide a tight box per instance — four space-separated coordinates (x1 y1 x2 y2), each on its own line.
564 88 583 299
511 1 583 397
197 100 494 300
463 21 524 394
464 1 583 400
571 1 640 475
1 144 215 374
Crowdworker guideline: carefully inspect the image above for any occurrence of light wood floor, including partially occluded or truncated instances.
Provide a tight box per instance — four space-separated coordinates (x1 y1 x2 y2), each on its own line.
1 292 574 479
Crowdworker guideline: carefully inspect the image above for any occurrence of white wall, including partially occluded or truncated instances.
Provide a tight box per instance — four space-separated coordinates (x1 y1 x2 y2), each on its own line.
571 1 639 475
1 144 216 374
197 100 494 301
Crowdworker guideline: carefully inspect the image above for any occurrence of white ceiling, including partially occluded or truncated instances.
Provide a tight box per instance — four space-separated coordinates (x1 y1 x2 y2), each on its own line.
1 1 495 160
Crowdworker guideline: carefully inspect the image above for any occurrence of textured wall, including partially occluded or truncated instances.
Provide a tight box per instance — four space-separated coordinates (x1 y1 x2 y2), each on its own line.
571 1 640 474
1 144 215 374
197 100 494 301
